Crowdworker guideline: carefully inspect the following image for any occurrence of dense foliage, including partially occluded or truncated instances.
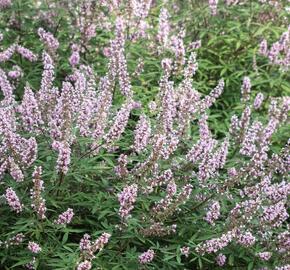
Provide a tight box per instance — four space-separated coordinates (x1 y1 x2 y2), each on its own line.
0 0 289 269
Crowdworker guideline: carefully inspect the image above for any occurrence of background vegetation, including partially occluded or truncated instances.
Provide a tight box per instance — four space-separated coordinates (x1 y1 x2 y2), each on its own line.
0 0 289 269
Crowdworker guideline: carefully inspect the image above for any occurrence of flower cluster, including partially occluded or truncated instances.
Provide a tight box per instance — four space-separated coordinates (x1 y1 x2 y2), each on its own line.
241 76 251 102
30 166 46 219
257 252 272 261
196 229 237 254
0 0 11 9
118 184 138 220
8 65 23 79
204 200 221 225
236 231 256 247
139 249 155 264
54 208 74 225
180 246 190 257
69 44 80 67
157 8 170 48
259 26 290 70
28 242 41 254
0 233 24 248
133 114 151 153
209 0 219 16
77 232 111 268
4 187 23 213
38 28 59 52
216 253 226 266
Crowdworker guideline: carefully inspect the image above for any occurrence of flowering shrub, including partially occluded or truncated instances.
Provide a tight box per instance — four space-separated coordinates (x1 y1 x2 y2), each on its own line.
0 0 289 269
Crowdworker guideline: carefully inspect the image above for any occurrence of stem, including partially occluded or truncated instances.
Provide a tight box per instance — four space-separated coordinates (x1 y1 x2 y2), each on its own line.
78 143 103 160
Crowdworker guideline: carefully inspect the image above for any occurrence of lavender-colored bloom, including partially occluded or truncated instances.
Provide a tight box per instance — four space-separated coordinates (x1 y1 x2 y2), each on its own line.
49 81 74 142
176 184 193 204
160 78 176 134
103 47 111 58
229 114 240 136
131 0 152 18
4 187 23 213
241 76 251 102
148 101 157 111
91 232 111 252
145 169 173 193
78 232 111 264
240 121 262 157
38 28 59 51
115 154 128 177
196 229 236 254
0 106 38 171
28 242 41 254
0 161 8 180
261 202 289 227
16 45 37 62
107 17 132 97
31 166 46 219
254 92 264 109
105 100 140 146
260 27 290 70
118 51 132 97
268 42 281 63
197 137 229 182
241 106 252 129
257 252 272 261
216 253 226 266
133 114 151 153
52 141 71 174
26 257 36 270
84 24 96 41
0 45 15 62
118 184 138 220
139 249 155 264
189 40 202 50
204 200 221 225
161 58 173 74
90 76 113 141
18 84 43 133
209 0 218 16
152 180 177 214
0 0 11 9
184 52 198 78
21 137 38 167
170 33 186 66
8 158 24 182
277 231 290 253
236 231 256 247
200 79 224 111
80 234 91 251
75 70 97 137
77 261 92 270
157 8 170 48
141 222 177 237
166 180 177 197
69 51 80 67
54 208 74 225
259 39 268 56
4 233 24 247
37 51 57 106
0 68 14 105
180 246 190 257
8 65 23 79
